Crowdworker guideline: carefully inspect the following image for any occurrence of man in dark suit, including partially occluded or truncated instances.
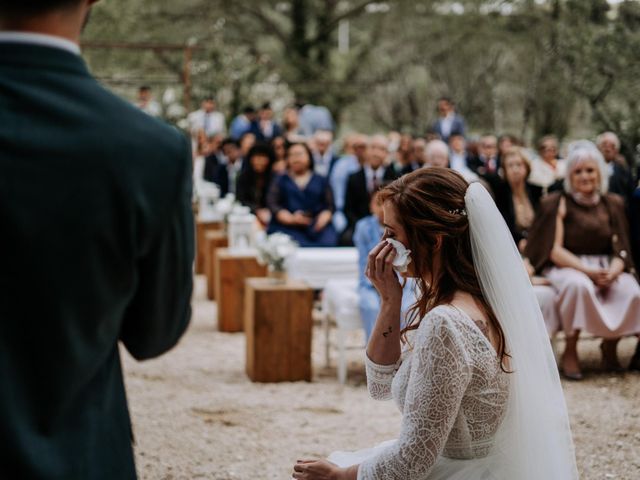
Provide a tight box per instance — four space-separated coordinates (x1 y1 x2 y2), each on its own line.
249 102 282 143
597 131 636 206
342 135 397 245
0 1 194 478
203 138 243 196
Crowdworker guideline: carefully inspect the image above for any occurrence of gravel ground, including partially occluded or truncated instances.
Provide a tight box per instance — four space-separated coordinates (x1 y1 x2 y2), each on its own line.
123 276 640 479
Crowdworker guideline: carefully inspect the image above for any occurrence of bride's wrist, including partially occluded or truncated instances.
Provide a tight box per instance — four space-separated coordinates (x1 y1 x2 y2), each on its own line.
336 465 358 480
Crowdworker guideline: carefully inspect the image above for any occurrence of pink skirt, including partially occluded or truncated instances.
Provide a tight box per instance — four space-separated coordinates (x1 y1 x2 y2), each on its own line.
545 255 640 339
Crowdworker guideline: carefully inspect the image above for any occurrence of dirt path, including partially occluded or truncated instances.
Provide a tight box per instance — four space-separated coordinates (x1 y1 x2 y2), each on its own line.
123 277 640 479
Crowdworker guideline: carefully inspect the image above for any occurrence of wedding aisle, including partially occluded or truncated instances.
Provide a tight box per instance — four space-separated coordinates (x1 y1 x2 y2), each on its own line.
122 277 640 479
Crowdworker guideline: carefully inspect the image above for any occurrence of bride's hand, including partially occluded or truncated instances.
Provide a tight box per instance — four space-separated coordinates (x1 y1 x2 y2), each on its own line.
365 241 402 303
292 459 344 479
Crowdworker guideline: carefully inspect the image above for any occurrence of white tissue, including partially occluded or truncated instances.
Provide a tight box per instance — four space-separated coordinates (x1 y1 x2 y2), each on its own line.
386 238 412 273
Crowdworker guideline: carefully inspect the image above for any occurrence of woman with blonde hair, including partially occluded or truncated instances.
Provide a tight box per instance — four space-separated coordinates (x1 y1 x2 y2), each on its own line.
525 140 640 379
293 168 577 479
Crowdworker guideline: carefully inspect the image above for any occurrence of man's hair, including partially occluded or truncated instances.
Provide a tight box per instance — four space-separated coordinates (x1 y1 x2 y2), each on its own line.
0 0 83 16
139 85 151 92
220 138 240 150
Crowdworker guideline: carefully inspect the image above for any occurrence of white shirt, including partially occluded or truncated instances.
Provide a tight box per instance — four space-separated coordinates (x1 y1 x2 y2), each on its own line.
188 109 226 137
364 165 385 193
0 31 80 55
138 100 162 117
450 150 468 172
313 150 334 177
440 113 455 139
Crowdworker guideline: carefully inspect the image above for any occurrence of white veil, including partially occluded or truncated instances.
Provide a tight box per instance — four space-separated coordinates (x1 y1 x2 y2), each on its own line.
464 182 578 479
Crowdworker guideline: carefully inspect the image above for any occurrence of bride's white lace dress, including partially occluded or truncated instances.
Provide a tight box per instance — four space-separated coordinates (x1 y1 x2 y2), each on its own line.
328 304 510 480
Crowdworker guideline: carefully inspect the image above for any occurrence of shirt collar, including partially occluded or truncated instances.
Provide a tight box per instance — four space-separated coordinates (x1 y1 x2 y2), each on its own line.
0 31 80 55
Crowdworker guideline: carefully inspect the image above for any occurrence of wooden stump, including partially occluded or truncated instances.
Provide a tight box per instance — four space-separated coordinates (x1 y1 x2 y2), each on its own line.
215 250 267 332
195 220 222 274
204 231 229 300
245 278 314 382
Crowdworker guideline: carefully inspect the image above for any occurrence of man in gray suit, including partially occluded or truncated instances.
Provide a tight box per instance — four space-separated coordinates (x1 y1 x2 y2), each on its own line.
0 1 194 478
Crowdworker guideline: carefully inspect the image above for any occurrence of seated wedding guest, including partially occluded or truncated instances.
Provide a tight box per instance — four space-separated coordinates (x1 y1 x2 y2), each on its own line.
424 139 450 168
250 102 282 143
495 147 543 251
238 131 256 159
468 133 499 176
200 133 223 166
411 137 427 170
343 135 397 245
528 134 566 193
188 96 226 139
448 133 470 172
330 133 368 238
525 140 640 379
496 133 518 167
203 138 243 196
136 85 161 117
353 186 416 342
282 105 306 142
267 143 337 246
270 135 288 174
236 144 275 226
229 105 256 141
596 131 635 204
311 129 338 177
391 133 414 176
429 138 483 185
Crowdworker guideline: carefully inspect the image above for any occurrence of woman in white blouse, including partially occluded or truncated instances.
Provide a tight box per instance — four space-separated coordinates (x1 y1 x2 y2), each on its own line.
293 168 578 480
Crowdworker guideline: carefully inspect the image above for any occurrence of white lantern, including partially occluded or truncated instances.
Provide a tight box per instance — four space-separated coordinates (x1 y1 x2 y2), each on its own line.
228 209 256 253
198 181 222 221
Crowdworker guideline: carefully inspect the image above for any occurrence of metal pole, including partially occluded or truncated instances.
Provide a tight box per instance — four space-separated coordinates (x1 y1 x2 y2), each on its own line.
183 46 193 113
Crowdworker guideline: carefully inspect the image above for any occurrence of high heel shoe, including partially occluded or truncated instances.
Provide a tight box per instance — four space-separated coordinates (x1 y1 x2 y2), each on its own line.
560 353 583 381
559 368 583 381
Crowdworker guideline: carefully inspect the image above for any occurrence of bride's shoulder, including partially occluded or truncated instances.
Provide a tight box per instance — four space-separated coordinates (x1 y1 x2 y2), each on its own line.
417 305 467 336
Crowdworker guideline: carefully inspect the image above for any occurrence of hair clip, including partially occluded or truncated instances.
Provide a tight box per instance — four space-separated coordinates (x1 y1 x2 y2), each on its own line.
448 208 467 216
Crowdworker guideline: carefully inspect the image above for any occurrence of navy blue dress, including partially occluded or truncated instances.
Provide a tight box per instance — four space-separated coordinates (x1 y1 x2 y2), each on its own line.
267 173 338 247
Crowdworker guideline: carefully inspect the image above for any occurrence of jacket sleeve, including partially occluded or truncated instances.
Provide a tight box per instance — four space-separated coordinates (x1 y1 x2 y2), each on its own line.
523 193 561 273
606 193 638 278
359 311 472 479
120 135 195 360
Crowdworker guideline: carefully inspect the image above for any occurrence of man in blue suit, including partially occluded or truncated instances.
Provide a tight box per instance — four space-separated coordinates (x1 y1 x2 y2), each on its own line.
0 1 194 478
431 96 466 143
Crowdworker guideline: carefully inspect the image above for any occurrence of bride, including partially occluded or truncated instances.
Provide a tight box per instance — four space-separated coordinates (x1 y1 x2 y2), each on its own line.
292 168 578 480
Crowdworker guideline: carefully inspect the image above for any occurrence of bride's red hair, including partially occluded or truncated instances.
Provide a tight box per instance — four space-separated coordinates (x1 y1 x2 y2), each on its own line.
378 168 510 371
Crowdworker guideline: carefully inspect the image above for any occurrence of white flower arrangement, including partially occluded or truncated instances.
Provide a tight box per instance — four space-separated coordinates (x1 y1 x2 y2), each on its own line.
256 232 299 273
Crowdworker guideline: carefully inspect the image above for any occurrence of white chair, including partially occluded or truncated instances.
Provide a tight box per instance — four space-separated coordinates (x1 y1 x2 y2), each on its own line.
322 278 364 384
288 247 359 289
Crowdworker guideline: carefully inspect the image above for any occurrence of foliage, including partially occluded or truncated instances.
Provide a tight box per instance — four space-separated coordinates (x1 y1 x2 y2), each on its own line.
83 0 640 162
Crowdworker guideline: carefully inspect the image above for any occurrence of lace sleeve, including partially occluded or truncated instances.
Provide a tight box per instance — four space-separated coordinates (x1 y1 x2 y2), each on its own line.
364 354 401 401
358 309 472 479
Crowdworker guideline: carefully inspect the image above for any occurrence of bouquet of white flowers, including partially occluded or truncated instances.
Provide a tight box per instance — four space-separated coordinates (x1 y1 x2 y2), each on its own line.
255 232 299 274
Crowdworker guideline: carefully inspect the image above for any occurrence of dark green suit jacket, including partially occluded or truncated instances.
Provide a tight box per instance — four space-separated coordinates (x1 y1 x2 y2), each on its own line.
0 42 194 479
